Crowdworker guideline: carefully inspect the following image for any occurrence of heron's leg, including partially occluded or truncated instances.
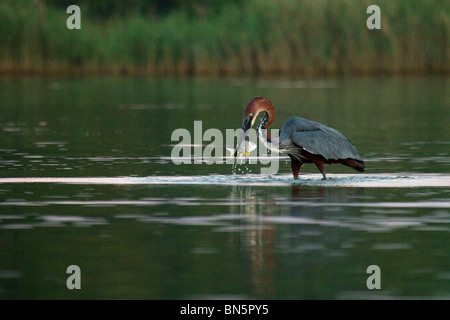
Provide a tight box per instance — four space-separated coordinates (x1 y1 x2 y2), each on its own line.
289 156 302 179
313 158 327 180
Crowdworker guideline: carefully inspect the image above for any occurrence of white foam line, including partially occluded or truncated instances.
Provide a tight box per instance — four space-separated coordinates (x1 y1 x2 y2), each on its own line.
0 173 449 188
0 200 447 208
0 177 144 185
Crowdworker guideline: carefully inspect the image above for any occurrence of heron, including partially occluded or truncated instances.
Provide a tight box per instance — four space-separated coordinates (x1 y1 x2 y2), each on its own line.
234 97 365 179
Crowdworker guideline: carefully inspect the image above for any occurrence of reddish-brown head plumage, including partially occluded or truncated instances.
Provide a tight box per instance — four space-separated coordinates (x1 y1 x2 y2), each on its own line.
243 97 276 129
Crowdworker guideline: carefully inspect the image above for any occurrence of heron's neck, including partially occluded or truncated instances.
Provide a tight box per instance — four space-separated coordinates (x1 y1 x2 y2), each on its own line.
257 113 281 153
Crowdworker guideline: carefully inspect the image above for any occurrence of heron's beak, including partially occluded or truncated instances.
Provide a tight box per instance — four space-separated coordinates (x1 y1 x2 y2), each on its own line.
233 114 253 158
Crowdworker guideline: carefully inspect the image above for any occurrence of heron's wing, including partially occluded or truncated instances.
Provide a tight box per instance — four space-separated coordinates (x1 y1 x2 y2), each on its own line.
284 117 363 161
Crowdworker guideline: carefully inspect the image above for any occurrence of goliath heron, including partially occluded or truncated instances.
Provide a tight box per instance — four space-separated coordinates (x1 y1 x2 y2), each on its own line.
234 97 365 179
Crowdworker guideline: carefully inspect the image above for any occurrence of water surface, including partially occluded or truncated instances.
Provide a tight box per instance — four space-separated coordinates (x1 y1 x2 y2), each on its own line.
0 77 449 299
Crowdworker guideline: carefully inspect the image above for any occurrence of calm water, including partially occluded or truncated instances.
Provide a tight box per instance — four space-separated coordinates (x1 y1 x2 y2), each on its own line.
0 76 449 299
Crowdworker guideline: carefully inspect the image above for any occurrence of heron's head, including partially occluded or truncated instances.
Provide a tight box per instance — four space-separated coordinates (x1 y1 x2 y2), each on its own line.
233 97 275 158
241 97 274 132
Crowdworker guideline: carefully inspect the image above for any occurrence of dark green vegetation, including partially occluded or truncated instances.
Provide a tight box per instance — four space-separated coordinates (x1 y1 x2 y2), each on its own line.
0 0 448 76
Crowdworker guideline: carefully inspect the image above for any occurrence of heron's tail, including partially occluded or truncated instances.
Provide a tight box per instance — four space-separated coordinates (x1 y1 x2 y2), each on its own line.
342 158 365 172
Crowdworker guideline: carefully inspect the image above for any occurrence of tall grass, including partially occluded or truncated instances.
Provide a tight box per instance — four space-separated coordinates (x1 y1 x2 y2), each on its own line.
0 0 448 76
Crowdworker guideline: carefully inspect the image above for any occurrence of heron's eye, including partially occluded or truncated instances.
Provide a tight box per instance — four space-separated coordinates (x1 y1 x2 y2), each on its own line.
249 113 253 118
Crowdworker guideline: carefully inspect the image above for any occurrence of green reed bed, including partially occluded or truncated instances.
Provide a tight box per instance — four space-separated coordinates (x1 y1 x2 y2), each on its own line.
0 0 448 76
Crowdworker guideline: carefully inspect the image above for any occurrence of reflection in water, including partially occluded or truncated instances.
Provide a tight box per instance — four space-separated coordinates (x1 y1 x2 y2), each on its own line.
228 184 367 299
229 186 276 299
0 182 448 299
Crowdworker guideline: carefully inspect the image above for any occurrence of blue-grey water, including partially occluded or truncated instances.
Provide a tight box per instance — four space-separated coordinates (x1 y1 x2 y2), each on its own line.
0 76 449 299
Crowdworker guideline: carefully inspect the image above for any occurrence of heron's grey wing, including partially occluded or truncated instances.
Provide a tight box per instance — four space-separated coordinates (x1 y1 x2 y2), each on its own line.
283 117 363 161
